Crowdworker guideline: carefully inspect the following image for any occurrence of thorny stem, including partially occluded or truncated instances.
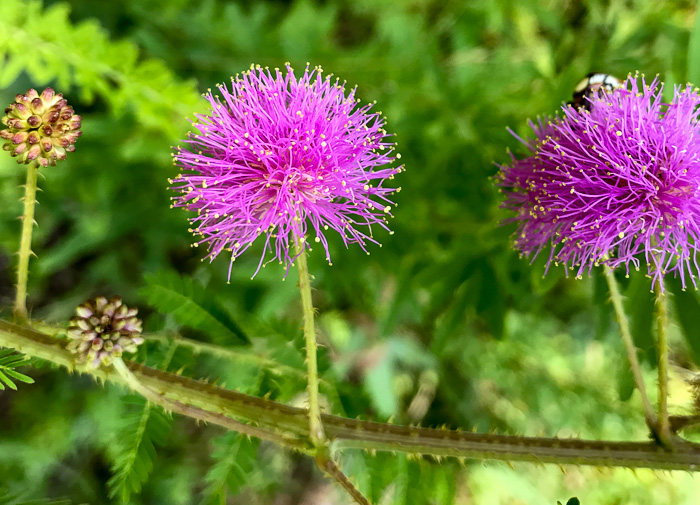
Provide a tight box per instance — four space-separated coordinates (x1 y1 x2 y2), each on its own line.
655 281 674 448
4 319 700 471
294 238 325 447
30 323 335 391
316 453 371 505
669 415 700 433
603 265 657 434
111 358 309 451
14 162 39 322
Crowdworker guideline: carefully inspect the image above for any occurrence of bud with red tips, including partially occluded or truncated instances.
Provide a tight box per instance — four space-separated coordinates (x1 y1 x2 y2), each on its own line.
1 88 81 167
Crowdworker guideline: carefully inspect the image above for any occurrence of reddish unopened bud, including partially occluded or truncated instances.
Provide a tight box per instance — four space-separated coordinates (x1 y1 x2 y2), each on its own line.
26 144 41 160
14 103 30 118
41 88 54 102
1 87 82 166
11 132 27 144
66 296 144 369
30 97 43 111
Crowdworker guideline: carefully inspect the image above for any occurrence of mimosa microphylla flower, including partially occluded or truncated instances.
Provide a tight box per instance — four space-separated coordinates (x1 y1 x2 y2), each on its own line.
496 75 700 290
1 88 81 167
67 296 143 369
170 63 403 278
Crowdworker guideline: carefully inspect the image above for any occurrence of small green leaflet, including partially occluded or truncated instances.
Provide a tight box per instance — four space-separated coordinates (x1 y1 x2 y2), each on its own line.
203 432 260 503
0 349 34 391
107 396 173 503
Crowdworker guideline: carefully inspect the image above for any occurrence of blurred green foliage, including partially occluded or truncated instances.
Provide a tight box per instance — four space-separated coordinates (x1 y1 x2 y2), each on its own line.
2 0 700 503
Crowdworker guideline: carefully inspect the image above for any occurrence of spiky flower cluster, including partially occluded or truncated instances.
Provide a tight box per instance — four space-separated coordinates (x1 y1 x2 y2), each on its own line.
66 296 143 369
170 63 402 278
1 88 81 167
496 75 700 289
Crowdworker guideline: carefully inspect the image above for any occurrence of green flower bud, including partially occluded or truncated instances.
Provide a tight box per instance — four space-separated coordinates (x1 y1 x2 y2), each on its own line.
67 296 143 369
1 88 81 167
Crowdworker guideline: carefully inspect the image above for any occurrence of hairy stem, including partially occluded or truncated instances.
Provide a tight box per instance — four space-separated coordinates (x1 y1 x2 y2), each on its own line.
294 238 325 447
655 281 674 448
14 162 39 322
3 319 700 471
603 265 657 432
316 454 370 505
111 358 309 451
31 322 333 389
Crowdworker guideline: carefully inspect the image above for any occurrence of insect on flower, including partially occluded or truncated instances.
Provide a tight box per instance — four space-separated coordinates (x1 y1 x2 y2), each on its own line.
497 74 700 291
570 72 622 111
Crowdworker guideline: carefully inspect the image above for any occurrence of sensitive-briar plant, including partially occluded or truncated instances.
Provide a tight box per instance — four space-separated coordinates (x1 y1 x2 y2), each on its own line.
169 63 402 278
3 57 700 505
496 75 700 290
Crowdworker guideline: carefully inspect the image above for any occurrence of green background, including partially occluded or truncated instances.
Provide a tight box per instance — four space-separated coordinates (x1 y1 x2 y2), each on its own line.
1 0 700 503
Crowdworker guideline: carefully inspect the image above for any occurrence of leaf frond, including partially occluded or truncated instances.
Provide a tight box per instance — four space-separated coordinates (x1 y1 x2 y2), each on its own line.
107 396 173 503
0 350 34 391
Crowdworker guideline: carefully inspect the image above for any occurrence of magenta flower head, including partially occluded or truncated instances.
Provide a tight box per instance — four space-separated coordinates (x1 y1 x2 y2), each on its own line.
170 63 403 278
496 74 700 290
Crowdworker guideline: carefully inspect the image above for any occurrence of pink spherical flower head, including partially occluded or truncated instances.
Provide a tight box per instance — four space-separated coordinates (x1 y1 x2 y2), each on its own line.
496 74 700 290
170 63 403 278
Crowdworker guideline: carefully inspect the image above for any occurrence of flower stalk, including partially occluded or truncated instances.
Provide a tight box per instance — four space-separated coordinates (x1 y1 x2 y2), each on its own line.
3 88 82 321
294 238 325 447
603 265 657 432
13 161 39 321
655 282 674 447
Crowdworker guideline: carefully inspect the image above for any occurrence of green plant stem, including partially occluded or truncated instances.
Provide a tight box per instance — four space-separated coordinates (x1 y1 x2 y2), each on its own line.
670 414 700 433
13 162 39 322
4 319 700 471
316 454 370 505
603 265 657 432
31 323 333 389
294 238 325 447
655 281 674 448
111 358 308 451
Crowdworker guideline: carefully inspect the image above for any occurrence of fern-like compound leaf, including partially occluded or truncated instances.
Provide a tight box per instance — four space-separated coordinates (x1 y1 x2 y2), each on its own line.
107 397 173 503
0 350 34 391
203 432 260 503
